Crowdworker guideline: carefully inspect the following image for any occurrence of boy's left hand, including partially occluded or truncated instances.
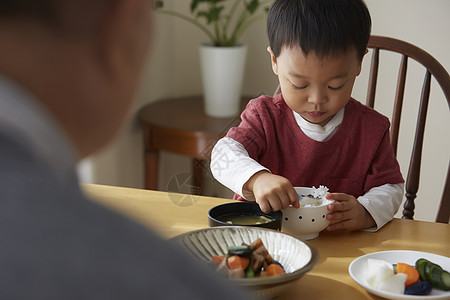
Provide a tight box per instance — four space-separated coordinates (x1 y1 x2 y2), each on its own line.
325 193 376 231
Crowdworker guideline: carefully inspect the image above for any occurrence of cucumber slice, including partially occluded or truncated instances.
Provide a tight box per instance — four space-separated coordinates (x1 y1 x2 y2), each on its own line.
417 261 427 281
441 270 450 291
424 262 434 282
415 258 449 291
415 258 430 270
429 264 443 289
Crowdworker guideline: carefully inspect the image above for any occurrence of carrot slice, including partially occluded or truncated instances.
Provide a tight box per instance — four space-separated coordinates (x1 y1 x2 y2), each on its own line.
227 255 250 270
266 263 285 276
212 255 225 266
397 262 420 287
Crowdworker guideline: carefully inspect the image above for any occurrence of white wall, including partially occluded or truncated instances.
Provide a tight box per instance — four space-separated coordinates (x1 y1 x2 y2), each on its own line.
81 0 450 223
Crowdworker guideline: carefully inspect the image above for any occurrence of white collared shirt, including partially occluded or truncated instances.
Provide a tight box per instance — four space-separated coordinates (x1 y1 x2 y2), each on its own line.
293 108 344 141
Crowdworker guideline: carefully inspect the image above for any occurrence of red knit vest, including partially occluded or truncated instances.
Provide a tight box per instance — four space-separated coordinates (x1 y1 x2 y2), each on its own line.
226 94 404 200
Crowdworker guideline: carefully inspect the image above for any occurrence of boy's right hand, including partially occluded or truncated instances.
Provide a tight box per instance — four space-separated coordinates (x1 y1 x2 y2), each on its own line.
242 171 300 213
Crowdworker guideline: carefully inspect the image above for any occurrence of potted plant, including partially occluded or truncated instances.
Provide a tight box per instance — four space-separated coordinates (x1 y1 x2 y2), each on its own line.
155 0 272 117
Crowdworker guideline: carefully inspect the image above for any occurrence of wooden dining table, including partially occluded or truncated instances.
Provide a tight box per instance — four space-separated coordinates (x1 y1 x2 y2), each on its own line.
83 184 450 300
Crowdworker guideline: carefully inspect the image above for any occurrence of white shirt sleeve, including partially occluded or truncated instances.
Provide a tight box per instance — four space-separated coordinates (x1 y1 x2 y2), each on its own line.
358 183 404 231
210 137 269 199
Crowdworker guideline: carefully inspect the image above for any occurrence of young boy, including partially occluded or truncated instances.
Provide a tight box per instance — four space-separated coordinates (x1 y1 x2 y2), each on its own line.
210 0 404 232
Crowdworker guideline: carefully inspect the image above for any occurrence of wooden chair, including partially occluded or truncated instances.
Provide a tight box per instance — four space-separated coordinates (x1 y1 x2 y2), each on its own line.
366 36 449 223
273 35 450 223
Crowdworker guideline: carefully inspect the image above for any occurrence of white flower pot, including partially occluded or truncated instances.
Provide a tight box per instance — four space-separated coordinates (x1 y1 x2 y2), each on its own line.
199 44 247 118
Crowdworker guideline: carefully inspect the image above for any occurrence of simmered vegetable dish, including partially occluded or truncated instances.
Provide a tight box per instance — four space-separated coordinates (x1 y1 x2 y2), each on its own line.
212 238 285 279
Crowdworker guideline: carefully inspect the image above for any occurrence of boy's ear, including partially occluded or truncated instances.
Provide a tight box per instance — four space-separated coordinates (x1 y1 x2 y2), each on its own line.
356 48 369 76
267 46 279 75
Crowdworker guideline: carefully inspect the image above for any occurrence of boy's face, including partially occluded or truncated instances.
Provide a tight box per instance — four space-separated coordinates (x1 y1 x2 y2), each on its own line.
269 46 363 127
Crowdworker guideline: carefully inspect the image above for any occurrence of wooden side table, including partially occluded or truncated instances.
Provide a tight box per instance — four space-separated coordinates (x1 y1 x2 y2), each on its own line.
138 96 250 194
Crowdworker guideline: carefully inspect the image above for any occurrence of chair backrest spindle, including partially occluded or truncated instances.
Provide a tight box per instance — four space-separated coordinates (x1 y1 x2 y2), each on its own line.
403 70 431 220
366 48 379 108
391 55 408 155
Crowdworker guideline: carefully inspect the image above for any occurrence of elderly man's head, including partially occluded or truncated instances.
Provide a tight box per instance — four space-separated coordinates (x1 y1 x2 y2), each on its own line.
0 0 153 158
0 0 116 33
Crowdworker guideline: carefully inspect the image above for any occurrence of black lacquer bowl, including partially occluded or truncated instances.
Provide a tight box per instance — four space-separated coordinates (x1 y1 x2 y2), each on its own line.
208 202 282 231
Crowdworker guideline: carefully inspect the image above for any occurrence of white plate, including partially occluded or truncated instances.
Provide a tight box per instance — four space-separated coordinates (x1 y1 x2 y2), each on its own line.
349 250 450 300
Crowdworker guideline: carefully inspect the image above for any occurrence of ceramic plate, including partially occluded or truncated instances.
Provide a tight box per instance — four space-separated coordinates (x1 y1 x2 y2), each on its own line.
170 226 318 298
349 250 450 299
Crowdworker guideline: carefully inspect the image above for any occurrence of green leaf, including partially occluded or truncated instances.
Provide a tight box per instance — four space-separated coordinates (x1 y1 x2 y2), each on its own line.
191 0 214 12
209 6 224 22
197 5 224 24
246 0 260 14
160 0 271 46
196 11 210 23
190 0 200 13
154 1 164 9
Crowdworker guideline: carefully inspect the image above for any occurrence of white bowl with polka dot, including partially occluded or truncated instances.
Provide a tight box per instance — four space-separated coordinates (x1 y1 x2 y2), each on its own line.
281 187 334 240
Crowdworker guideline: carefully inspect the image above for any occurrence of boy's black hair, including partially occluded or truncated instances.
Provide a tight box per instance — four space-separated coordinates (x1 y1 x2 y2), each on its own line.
267 0 371 59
